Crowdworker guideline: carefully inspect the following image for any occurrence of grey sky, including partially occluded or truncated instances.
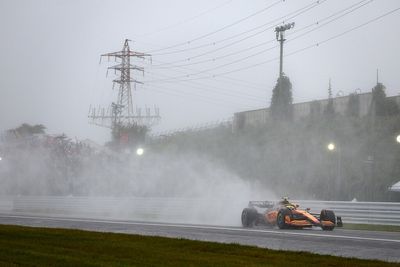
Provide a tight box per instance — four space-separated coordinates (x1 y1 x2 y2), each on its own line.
0 0 399 143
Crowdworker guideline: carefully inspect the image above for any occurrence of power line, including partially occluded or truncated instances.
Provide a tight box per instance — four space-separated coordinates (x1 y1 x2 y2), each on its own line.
288 0 374 43
209 6 400 77
143 82 263 109
146 0 377 81
150 0 372 70
148 0 284 53
143 58 268 91
152 42 277 69
134 0 235 39
152 26 276 60
145 6 400 83
144 69 266 102
151 0 326 57
141 55 269 102
316 7 400 46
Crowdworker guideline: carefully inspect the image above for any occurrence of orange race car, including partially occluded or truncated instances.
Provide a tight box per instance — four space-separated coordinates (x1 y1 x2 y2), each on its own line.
241 197 343 230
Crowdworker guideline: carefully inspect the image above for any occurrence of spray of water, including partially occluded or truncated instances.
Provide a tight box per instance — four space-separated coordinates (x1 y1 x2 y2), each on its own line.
0 135 275 226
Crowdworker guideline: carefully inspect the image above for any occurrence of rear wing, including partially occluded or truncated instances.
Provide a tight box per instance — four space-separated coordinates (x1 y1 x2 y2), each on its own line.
248 201 275 209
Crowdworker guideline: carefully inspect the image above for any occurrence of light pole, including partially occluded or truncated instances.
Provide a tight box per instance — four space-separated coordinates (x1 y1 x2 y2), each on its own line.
275 22 295 78
396 134 400 144
327 142 341 196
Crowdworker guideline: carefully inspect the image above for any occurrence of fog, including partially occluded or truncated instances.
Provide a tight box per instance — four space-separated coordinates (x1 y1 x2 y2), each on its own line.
0 134 275 225
1 106 399 225
0 0 399 225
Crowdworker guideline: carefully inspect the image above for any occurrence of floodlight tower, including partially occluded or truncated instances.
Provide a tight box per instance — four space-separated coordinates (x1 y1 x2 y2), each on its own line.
275 22 295 78
89 39 160 146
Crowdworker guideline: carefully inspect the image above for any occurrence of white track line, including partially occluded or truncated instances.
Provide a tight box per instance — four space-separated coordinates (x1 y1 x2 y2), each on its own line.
1 214 400 244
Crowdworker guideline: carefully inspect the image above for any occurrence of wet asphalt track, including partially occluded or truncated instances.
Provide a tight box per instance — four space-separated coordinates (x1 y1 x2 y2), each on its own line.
0 213 399 262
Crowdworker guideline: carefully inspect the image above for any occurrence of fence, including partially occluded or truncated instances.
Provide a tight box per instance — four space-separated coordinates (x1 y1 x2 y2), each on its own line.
148 119 233 141
296 200 400 226
0 196 399 226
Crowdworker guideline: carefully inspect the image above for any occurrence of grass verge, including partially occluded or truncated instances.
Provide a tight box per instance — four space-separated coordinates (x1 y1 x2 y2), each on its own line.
0 224 398 267
343 223 400 232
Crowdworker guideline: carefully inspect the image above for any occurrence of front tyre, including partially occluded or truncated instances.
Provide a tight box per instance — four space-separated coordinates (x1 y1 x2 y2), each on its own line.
320 209 336 231
277 209 291 229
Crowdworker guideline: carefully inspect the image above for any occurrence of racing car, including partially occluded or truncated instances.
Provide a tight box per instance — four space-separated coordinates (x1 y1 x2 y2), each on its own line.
241 197 343 230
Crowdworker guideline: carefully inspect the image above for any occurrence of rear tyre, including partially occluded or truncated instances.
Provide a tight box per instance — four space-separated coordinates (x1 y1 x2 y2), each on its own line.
320 209 336 231
277 208 291 229
241 208 257 227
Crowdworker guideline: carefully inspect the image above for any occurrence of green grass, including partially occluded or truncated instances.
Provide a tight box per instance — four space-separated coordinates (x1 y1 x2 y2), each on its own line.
343 223 400 232
0 224 398 267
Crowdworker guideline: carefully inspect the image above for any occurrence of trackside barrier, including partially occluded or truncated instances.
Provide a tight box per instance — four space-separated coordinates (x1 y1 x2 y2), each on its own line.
0 197 13 211
0 197 399 226
296 200 400 226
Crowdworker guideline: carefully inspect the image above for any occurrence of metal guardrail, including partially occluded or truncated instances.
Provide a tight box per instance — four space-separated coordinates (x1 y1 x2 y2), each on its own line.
0 196 399 226
296 200 400 226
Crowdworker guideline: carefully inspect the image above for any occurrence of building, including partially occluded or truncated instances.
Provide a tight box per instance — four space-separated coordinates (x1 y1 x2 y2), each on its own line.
233 91 400 131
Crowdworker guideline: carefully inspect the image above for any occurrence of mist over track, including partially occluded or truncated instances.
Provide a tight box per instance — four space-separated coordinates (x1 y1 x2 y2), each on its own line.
0 213 399 262
1 196 400 262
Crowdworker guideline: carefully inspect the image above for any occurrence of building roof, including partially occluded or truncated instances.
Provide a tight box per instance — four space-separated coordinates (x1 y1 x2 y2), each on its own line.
234 92 376 115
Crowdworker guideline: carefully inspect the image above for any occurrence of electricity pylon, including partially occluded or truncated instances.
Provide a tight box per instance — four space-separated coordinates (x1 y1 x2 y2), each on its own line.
89 39 160 146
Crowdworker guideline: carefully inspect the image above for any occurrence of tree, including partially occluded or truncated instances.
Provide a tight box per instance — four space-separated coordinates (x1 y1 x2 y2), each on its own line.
370 83 400 116
346 93 360 117
7 123 46 137
371 83 386 116
270 75 293 121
